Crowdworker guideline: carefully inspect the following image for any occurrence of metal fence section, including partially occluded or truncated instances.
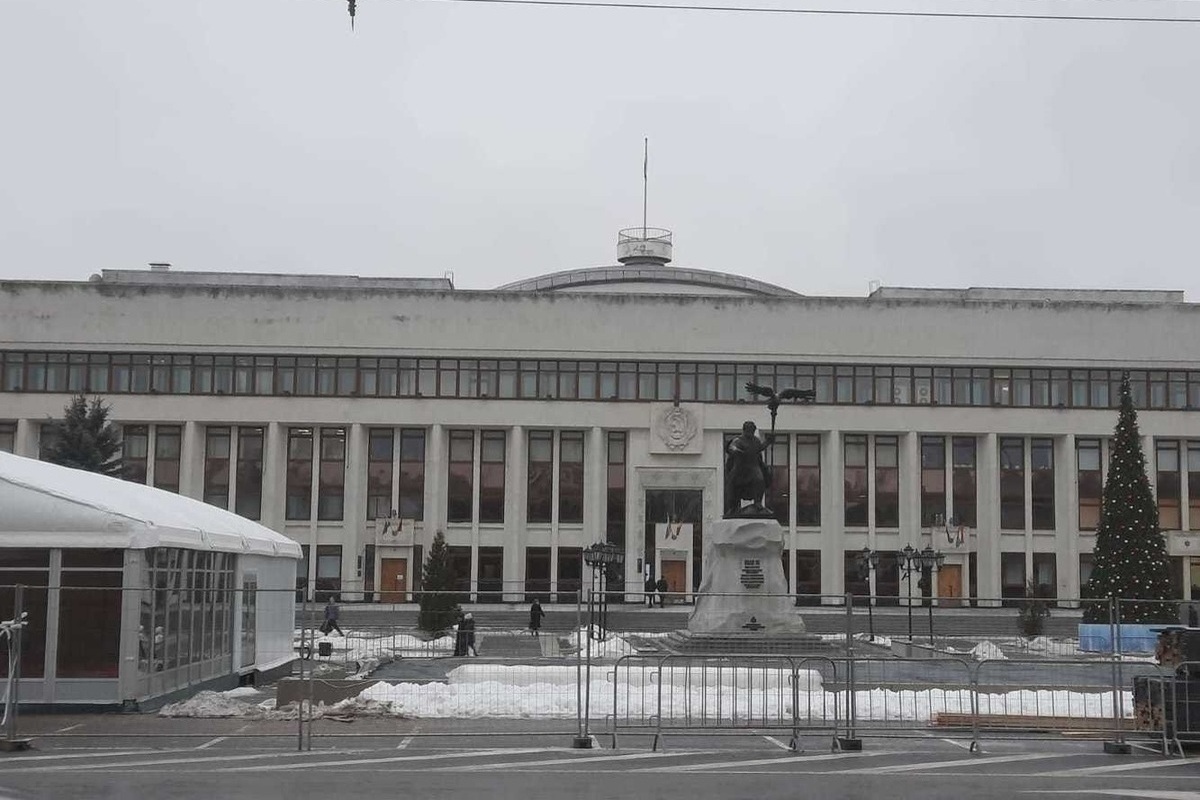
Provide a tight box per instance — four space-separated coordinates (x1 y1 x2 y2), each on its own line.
607 653 838 751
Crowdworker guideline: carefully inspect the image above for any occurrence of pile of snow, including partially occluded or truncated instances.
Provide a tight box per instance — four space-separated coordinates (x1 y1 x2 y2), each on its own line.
159 687 274 719
348 678 1130 722
969 641 1008 661
566 629 638 660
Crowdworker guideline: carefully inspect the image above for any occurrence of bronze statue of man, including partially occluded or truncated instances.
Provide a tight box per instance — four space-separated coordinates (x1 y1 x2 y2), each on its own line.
724 420 773 517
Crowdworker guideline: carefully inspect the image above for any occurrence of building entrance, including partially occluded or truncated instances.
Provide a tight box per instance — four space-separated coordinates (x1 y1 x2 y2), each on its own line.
380 557 407 602
644 489 703 594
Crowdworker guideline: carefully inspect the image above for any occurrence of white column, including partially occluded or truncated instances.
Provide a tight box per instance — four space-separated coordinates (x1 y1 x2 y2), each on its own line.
307 430 320 601
822 429 843 600
262 422 285 532
178 421 203 501
786 433 797 596
470 431 482 599
425 424 445 537
978 433 1001 604
1060 434 1079 603
505 425 525 602
900 432 921 547
1024 437 1034 588
344 423 368 599
15 418 38 458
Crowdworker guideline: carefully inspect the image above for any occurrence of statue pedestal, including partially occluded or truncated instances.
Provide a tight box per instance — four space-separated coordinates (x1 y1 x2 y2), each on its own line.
688 517 806 635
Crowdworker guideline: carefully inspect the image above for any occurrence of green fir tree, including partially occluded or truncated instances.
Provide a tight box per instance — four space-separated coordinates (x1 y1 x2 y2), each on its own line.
1082 373 1175 623
42 395 124 477
417 530 461 634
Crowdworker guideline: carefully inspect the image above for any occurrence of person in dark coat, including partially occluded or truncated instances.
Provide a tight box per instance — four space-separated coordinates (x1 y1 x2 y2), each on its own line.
644 576 656 607
655 577 669 607
322 597 344 636
461 612 478 656
453 610 467 656
529 599 545 637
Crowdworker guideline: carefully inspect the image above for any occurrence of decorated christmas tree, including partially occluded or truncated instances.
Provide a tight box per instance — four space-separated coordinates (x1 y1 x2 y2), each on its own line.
417 530 461 634
1082 373 1175 623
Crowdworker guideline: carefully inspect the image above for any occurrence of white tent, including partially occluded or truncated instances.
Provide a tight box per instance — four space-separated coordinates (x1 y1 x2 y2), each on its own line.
0 452 300 706
0 451 301 558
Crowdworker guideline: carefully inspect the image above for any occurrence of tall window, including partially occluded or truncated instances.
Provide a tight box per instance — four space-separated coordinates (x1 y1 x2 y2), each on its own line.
999 437 1025 530
447 430 474 523
1189 442 1200 531
204 427 231 508
1077 439 1102 530
479 430 506 523
318 428 347 521
235 427 264 520
920 435 946 527
153 425 181 493
559 431 585 524
875 436 899 527
1031 438 1055 530
767 437 789 525
527 431 553 524
844 435 868 527
1157 440 1181 530
952 437 977 527
286 428 313 520
0 421 14 453
795 435 820 526
398 429 425 520
607 432 627 549
367 428 394 519
123 425 149 484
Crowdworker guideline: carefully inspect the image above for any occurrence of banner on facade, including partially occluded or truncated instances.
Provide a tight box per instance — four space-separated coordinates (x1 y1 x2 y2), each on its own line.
375 516 415 547
655 521 692 551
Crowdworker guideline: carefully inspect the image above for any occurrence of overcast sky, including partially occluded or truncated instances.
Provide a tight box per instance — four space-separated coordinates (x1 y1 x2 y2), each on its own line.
1 0 1198 296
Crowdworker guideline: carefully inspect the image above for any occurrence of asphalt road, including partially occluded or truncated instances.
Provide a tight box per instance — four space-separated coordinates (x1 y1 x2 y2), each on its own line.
2 717 1197 800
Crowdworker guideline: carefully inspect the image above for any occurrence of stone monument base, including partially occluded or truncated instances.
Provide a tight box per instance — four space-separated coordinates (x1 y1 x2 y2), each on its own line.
688 516 807 635
662 630 834 656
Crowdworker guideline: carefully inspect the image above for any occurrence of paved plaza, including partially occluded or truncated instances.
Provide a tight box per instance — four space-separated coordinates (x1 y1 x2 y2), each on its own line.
1 716 1198 800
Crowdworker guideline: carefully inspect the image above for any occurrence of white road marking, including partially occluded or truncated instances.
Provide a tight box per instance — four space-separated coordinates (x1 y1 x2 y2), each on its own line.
637 750 893 773
450 750 712 772
762 736 792 751
1044 757 1200 777
195 737 226 750
53 724 83 733
397 737 414 750
0 749 183 763
223 747 553 772
1034 792 1200 799
6 749 369 773
859 752 1064 773
942 738 973 751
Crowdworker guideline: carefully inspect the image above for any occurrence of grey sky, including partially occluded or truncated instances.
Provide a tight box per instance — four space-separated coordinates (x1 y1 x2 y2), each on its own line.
2 0 1198 296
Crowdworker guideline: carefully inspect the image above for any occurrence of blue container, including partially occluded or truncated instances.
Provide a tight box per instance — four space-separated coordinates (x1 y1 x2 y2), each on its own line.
1078 623 1159 654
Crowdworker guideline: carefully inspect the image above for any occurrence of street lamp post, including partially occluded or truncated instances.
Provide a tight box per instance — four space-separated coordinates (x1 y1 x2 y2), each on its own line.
918 546 946 644
899 545 919 642
582 542 625 641
856 547 880 642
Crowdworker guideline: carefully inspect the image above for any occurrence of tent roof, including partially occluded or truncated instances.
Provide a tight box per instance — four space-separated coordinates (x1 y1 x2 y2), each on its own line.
0 452 302 558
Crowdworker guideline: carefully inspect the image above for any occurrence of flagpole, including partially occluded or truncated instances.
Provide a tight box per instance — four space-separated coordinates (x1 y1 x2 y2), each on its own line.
642 137 648 240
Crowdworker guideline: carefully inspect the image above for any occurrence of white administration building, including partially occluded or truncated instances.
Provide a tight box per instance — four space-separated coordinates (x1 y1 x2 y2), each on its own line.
1 229 1199 609
0 451 300 707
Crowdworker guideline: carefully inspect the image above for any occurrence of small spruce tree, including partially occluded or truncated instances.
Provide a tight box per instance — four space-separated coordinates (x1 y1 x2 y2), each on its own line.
417 530 461 634
43 395 124 477
1082 374 1175 623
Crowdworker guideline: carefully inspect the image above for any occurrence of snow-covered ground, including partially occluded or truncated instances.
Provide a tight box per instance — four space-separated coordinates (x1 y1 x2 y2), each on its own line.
160 664 1132 724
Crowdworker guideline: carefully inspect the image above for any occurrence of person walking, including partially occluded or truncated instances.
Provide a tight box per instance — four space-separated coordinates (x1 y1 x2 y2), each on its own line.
461 612 478 656
452 610 467 656
644 576 656 608
322 597 344 636
529 599 545 637
655 577 669 608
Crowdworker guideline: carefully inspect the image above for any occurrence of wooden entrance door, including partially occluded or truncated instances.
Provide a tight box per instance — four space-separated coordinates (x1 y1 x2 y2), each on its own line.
661 559 687 603
381 558 408 603
938 564 963 607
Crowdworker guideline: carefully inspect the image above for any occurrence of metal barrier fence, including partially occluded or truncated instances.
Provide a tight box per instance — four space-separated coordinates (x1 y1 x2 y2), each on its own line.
2 582 1198 756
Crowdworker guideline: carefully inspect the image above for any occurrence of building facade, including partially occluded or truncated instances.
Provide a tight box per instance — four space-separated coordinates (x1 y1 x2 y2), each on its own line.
3 236 1200 605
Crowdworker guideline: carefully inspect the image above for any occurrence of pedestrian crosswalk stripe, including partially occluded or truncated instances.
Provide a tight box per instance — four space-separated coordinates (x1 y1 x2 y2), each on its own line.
859 753 1063 773
450 750 719 772
222 747 553 772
